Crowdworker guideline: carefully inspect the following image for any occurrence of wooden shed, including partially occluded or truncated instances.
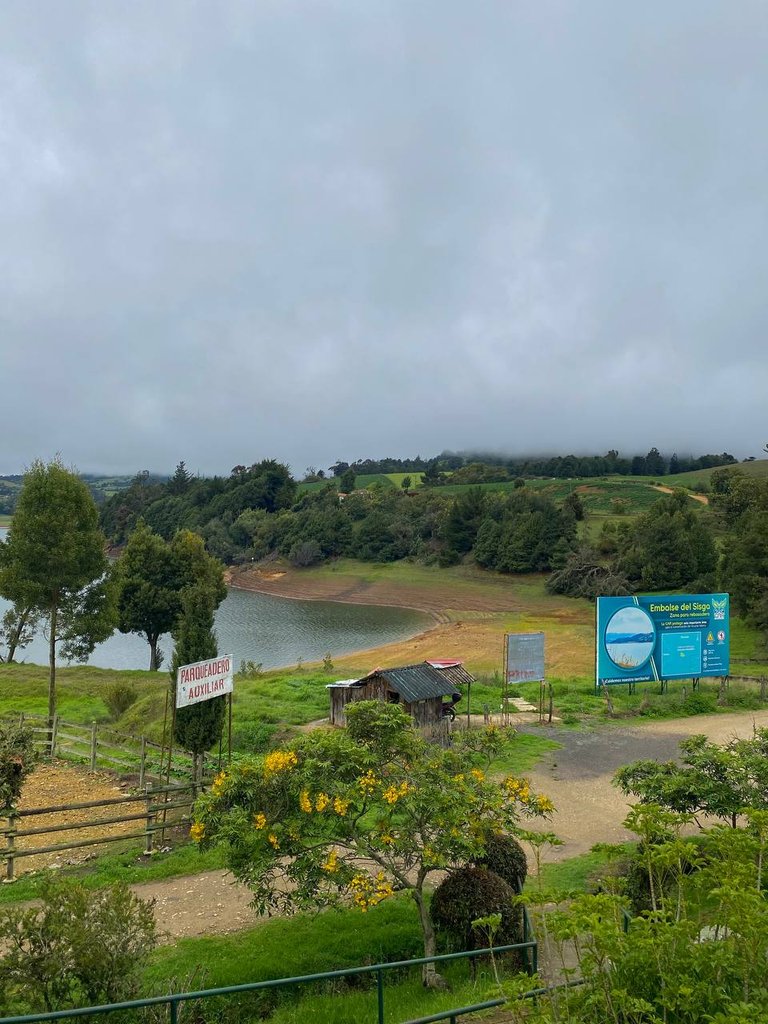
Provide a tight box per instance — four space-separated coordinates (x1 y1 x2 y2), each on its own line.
327 661 474 741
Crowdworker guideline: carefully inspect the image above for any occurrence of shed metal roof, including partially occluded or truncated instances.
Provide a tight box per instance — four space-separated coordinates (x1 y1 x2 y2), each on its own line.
361 662 463 703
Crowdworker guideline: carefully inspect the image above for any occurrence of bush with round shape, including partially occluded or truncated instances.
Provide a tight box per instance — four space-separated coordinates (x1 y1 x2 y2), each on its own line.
474 832 528 890
430 866 523 955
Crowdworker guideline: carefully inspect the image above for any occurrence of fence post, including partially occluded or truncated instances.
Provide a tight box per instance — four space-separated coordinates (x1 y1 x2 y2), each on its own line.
90 723 98 771
144 785 156 856
761 677 767 702
18 711 24 729
139 736 147 789
51 714 59 758
5 810 17 881
376 968 385 1024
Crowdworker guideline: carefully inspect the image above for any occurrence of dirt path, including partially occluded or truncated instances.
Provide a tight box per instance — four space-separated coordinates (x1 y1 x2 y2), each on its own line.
524 708 768 861
652 484 709 504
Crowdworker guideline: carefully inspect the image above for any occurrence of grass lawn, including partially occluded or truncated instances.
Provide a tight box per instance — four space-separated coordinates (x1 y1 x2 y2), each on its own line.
144 895 523 1024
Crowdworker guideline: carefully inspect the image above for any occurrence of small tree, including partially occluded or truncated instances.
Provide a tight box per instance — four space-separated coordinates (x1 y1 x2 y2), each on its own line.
615 730 768 828
115 520 182 670
339 467 356 493
0 604 41 663
401 476 412 491
0 459 115 742
0 722 36 811
171 584 226 781
192 702 552 987
0 881 156 1014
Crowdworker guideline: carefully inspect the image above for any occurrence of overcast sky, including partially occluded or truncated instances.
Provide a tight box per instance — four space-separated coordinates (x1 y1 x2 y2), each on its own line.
1 1 766 476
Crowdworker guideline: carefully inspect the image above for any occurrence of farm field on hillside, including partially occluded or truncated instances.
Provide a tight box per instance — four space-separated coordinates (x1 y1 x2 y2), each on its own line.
661 457 768 487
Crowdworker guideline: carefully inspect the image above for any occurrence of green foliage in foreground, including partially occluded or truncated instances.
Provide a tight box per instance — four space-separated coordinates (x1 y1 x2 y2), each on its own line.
0 880 156 1015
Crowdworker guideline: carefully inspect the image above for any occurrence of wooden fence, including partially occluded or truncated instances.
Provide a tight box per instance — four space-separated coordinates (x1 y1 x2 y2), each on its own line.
0 781 198 880
2 712 217 784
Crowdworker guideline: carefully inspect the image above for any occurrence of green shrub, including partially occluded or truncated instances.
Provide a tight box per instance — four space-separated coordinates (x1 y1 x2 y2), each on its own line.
0 722 36 810
104 682 139 720
474 833 528 889
231 721 278 754
0 881 156 1014
430 866 522 952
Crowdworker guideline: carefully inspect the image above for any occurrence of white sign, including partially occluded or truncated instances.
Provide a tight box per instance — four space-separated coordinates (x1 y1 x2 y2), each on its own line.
505 632 545 684
176 655 234 708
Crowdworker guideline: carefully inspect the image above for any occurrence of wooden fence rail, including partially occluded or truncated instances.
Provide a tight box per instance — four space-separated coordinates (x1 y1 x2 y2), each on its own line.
1 712 217 784
0 782 198 881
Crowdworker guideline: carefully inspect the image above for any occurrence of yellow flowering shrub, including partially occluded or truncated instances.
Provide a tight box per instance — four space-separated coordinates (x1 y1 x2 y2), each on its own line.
253 812 267 830
315 792 330 812
350 871 395 912
211 771 228 796
333 796 350 816
268 833 280 850
322 849 339 873
190 822 205 843
358 770 378 793
299 790 313 813
263 750 298 777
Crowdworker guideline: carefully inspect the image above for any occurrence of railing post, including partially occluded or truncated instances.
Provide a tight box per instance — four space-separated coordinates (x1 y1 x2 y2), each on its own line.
761 676 767 701
51 714 59 758
169 996 179 1024
139 736 147 789
144 784 156 856
377 967 385 1024
90 722 98 771
5 810 16 881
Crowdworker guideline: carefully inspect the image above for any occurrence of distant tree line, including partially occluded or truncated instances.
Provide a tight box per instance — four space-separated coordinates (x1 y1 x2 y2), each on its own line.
327 448 740 481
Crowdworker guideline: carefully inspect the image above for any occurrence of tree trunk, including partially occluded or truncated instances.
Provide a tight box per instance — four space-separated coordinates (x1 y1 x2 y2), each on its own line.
5 608 29 663
48 603 58 755
413 888 446 989
149 636 159 672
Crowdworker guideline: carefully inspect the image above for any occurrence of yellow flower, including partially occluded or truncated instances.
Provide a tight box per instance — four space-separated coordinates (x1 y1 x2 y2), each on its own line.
333 796 350 816
322 849 339 873
299 790 313 813
190 822 205 843
263 750 298 777
211 771 228 796
358 770 377 794
268 832 280 850
470 768 485 782
315 792 330 812
383 786 400 805
380 833 394 846
536 795 555 814
253 812 267 830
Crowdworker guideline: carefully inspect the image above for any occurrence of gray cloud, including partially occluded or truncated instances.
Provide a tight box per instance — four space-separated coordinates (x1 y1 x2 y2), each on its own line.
1 0 766 475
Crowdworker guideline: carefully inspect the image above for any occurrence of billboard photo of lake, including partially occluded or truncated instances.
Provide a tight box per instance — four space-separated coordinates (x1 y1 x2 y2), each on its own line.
605 606 656 669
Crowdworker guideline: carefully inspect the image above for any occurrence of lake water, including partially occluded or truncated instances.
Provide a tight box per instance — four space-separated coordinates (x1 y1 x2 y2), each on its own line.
0 529 431 672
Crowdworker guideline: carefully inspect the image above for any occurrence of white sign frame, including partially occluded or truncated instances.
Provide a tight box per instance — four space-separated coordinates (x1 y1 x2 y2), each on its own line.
176 655 234 708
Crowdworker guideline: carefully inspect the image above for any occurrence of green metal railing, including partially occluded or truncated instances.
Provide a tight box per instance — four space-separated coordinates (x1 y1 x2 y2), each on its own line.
402 998 507 1023
0 943 537 1024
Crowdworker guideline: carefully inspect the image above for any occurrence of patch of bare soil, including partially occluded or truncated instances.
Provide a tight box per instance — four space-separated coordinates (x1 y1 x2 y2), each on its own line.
227 565 522 615
8 762 143 875
652 484 709 504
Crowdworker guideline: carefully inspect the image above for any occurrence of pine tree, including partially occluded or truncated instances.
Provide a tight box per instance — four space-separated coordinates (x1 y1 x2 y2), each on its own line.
171 585 226 780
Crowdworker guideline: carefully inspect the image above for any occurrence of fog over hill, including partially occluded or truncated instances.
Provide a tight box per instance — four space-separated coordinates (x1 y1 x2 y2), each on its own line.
1 1 766 474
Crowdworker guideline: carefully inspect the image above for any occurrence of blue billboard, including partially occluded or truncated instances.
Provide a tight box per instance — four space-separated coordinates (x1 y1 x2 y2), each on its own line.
596 594 729 688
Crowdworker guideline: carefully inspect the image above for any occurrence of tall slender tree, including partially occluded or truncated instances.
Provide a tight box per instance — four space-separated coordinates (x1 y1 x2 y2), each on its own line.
0 459 114 742
170 584 226 780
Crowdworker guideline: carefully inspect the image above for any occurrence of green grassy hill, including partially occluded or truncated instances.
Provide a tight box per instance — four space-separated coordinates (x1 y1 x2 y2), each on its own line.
661 458 768 488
